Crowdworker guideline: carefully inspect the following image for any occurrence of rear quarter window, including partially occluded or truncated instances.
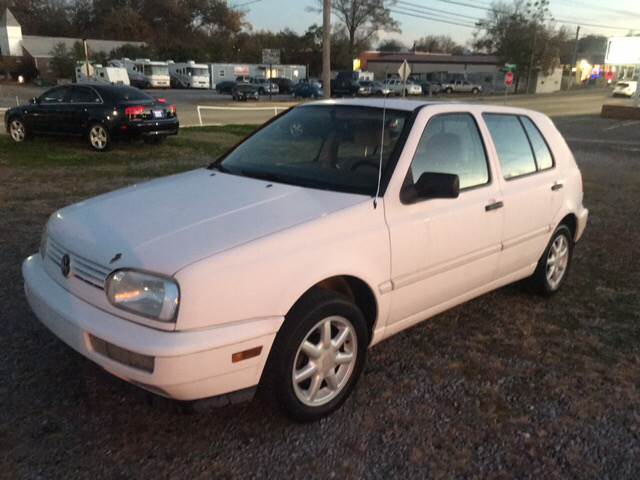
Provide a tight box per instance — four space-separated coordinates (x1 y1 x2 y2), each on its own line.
520 116 554 170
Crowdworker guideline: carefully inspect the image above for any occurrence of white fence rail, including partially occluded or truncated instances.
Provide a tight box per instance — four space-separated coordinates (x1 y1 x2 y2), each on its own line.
196 105 289 126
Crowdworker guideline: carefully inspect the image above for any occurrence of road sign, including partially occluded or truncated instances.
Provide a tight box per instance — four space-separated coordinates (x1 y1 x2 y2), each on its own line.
504 71 514 87
398 60 411 82
262 49 280 65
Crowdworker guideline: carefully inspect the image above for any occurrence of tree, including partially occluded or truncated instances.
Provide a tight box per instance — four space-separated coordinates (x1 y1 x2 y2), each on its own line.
576 34 608 64
311 0 400 62
473 1 569 92
413 35 463 54
378 38 405 52
49 42 77 79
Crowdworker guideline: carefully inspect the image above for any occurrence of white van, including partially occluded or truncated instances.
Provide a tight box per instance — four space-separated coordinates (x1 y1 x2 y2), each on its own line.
110 58 170 89
75 62 130 86
168 60 210 89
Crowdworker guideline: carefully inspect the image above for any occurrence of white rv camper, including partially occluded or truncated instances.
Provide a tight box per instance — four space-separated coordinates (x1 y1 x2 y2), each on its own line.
75 62 130 86
168 60 210 89
110 58 170 88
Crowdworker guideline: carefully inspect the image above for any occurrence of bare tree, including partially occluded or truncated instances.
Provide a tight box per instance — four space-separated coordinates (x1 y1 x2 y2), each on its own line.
312 0 400 61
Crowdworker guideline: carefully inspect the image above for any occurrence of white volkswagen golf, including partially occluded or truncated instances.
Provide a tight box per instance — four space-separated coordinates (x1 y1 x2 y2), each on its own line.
23 99 588 421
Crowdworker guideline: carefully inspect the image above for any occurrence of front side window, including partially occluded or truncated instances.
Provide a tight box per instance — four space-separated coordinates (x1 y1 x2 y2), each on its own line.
40 87 67 104
217 105 410 195
408 113 490 190
484 114 537 179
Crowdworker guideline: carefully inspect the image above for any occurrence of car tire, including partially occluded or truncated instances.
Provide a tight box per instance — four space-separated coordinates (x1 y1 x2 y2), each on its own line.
445 88 453 94
528 224 574 296
264 287 368 422
8 117 28 143
143 136 165 145
87 123 111 152
472 88 480 94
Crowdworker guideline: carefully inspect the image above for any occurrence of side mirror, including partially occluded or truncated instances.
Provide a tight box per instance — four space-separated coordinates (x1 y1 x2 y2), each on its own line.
30 96 39 104
403 172 460 203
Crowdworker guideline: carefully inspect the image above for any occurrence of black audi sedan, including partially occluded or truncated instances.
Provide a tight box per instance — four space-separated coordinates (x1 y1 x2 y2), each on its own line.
5 84 179 151
231 83 259 101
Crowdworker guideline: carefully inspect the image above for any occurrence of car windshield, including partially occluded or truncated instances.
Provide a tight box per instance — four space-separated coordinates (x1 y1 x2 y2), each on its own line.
113 87 153 101
215 105 410 195
144 65 169 76
188 67 209 76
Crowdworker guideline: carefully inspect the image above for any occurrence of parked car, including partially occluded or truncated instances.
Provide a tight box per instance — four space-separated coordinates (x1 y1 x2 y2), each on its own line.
360 80 390 96
250 78 279 95
232 83 259 101
5 84 178 151
441 80 483 94
23 99 588 422
292 82 323 99
215 80 237 94
419 81 442 95
612 80 637 97
383 78 422 96
272 77 295 94
331 71 362 96
355 81 373 96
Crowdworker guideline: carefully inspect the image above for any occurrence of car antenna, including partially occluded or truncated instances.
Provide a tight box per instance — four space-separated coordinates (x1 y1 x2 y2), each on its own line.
373 94 387 209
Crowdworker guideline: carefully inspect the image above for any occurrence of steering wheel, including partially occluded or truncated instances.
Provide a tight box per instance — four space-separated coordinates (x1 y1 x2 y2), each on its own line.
350 159 380 172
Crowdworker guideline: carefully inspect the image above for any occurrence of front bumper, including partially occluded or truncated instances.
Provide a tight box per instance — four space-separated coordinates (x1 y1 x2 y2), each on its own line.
23 255 282 401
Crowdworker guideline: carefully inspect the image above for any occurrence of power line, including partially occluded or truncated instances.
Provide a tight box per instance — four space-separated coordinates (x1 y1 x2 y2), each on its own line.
389 7 477 28
398 0 639 33
396 0 480 22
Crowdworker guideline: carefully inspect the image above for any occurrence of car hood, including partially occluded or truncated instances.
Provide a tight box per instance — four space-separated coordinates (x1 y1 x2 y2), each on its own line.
47 169 368 274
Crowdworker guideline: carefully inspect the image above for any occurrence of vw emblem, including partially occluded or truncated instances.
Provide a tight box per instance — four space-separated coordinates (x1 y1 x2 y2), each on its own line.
60 254 71 277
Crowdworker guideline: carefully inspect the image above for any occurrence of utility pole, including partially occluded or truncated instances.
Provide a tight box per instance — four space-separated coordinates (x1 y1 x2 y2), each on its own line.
322 0 331 98
526 26 538 94
83 39 90 78
568 26 581 90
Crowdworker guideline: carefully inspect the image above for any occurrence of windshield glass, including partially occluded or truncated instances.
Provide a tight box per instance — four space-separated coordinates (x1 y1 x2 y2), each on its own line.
217 105 410 195
188 67 209 76
144 65 169 76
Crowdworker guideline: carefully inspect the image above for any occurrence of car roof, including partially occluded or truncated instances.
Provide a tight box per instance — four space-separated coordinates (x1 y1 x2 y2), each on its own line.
301 98 542 116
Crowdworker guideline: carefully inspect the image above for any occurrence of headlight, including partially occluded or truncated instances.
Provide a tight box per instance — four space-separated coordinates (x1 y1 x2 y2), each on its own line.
106 269 180 322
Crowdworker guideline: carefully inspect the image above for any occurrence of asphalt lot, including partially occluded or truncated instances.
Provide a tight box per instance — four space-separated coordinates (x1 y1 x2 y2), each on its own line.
1 106 639 477
0 83 629 127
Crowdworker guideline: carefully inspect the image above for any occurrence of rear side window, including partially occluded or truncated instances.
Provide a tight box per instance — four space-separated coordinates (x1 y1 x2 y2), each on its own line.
484 114 537 179
69 87 100 103
520 116 554 170
410 113 489 190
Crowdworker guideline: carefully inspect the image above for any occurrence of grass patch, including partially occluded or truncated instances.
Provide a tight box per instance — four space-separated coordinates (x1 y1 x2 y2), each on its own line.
0 124 259 169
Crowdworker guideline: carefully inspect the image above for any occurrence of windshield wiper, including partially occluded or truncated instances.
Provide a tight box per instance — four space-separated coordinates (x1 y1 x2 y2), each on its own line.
239 168 289 184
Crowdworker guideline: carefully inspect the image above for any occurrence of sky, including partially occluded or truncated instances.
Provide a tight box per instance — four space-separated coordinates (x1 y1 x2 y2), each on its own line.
239 0 640 48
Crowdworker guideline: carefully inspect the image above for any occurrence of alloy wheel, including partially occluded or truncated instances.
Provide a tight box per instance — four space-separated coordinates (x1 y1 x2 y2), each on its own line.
9 119 26 142
546 234 569 290
89 125 108 150
292 315 358 407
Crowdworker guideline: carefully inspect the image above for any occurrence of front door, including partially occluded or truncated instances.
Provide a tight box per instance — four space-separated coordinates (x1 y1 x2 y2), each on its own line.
29 86 68 133
384 110 504 330
63 86 102 135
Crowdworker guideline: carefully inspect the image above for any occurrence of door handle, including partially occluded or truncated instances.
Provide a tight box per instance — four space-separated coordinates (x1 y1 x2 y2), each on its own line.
551 183 563 191
485 201 504 212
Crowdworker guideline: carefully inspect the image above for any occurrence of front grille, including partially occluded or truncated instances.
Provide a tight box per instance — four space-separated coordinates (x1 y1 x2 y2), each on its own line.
46 237 112 290
89 335 155 373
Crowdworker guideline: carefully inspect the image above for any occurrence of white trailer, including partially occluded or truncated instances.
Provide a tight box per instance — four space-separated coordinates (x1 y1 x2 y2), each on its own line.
168 60 210 89
109 58 170 88
75 62 130 86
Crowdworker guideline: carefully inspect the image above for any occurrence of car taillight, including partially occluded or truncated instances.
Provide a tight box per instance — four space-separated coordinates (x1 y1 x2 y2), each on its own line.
124 106 145 119
168 105 176 116
157 98 166 104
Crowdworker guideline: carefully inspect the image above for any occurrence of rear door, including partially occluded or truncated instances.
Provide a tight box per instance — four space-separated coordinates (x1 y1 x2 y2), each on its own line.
482 112 560 277
29 86 68 133
64 86 103 135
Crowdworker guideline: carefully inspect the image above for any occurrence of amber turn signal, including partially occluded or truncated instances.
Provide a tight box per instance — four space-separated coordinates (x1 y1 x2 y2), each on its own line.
232 346 263 363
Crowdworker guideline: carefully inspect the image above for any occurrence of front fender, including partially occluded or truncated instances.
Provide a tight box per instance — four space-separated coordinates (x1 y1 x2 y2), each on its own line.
174 201 391 333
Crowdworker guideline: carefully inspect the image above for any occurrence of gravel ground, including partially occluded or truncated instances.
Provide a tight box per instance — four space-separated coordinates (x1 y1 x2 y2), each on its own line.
0 116 639 479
